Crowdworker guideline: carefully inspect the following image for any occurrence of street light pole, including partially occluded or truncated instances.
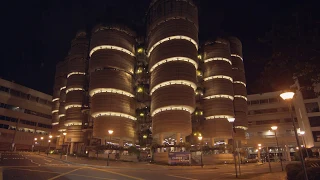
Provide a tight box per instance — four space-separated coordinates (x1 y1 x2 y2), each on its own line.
107 130 113 166
299 131 309 158
228 117 238 178
271 126 283 171
280 92 308 180
198 136 203 168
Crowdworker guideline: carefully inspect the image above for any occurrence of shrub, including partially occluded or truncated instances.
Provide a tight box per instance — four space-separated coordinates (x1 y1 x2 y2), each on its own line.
286 163 302 180
296 167 320 180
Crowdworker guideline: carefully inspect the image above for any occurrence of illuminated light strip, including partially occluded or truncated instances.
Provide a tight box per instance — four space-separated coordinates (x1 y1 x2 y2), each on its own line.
92 111 137 121
149 57 198 72
150 80 197 95
90 45 135 57
52 122 59 126
235 126 248 130
67 72 86 78
52 98 59 102
204 57 232 65
58 114 65 118
205 115 234 120
151 105 194 117
147 36 198 57
60 86 66 91
234 95 248 101
233 81 246 87
89 88 134 98
52 110 59 114
58 129 67 132
66 88 84 94
64 122 82 126
204 94 234 100
65 104 82 110
203 75 233 82
231 54 243 61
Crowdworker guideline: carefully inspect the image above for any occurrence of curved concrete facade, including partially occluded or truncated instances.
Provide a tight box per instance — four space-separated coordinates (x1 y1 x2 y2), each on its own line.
89 24 136 145
64 31 88 145
147 0 198 142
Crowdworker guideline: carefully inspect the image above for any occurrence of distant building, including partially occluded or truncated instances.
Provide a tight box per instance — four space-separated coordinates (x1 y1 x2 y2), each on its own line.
0 78 53 151
246 88 319 160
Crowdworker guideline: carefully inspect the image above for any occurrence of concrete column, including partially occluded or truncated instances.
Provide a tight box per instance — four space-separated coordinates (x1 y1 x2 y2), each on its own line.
159 133 164 145
285 145 291 161
176 133 181 152
211 138 215 147
119 138 124 146
258 149 261 162
224 139 229 153
70 142 74 155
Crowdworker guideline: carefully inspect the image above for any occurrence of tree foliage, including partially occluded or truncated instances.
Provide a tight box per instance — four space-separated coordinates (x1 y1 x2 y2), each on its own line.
253 4 319 93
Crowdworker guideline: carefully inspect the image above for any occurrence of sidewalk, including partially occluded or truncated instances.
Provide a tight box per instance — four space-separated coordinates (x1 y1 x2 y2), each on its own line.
34 152 267 171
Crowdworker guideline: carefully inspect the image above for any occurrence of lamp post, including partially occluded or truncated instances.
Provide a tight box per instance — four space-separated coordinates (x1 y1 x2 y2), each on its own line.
299 131 309 158
258 144 261 163
228 117 238 178
39 137 43 154
198 136 203 168
62 132 67 159
107 130 113 166
280 91 308 180
271 126 283 171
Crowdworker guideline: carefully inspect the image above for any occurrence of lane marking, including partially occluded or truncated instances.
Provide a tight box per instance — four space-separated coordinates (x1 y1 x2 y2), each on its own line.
48 167 85 180
69 173 115 180
167 174 199 180
4 167 59 174
43 159 52 162
88 167 144 180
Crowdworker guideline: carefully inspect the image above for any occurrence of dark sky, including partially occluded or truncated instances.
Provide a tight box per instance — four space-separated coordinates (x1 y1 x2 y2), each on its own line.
1 0 312 95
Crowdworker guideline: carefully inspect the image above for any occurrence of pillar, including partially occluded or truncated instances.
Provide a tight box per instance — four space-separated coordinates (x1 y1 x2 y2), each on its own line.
258 149 261 162
70 142 75 155
285 145 291 161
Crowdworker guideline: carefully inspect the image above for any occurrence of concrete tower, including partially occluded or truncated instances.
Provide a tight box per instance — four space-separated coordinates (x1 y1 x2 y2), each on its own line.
64 31 88 153
146 0 199 144
89 24 136 146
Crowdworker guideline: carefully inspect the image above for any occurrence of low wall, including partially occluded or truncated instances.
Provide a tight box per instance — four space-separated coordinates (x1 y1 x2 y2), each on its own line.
153 152 168 164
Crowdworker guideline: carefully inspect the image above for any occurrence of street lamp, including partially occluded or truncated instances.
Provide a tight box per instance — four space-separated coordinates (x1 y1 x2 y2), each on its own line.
107 130 114 166
271 126 283 171
299 131 309 158
280 91 308 180
227 117 238 178
198 136 203 168
257 144 262 163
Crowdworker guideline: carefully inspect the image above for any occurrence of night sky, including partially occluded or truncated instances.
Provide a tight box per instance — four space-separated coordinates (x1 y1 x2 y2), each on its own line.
1 0 313 95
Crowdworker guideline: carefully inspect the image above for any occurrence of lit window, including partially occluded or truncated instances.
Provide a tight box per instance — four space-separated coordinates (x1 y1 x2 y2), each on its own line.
60 86 66 91
90 45 135 57
204 57 232 65
151 105 194 117
137 87 143 93
65 104 82 110
67 72 85 78
149 57 198 72
89 88 134 97
197 70 203 77
203 75 233 82
205 115 234 120
235 126 248 130
137 48 144 53
233 81 246 87
140 113 144 117
204 94 234 100
91 111 137 121
197 54 202 60
150 80 197 95
147 36 198 57
66 88 84 94
234 95 247 101
231 54 243 61
136 67 143 74
51 110 59 114
52 98 59 102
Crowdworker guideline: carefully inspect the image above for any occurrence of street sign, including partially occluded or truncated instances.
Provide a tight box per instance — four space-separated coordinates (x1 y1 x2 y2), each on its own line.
168 152 191 165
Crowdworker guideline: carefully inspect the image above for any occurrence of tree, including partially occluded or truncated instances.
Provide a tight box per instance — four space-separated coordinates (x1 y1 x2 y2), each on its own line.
253 3 319 93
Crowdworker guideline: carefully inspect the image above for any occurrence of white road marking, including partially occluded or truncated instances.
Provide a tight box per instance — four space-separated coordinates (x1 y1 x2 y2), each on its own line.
167 174 199 180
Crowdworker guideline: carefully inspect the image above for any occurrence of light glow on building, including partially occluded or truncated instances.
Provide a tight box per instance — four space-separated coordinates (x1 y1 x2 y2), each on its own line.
149 57 198 72
91 111 137 120
204 57 232 65
151 105 194 117
203 75 233 82
150 80 197 95
89 88 134 97
67 72 86 78
90 45 135 57
147 36 198 57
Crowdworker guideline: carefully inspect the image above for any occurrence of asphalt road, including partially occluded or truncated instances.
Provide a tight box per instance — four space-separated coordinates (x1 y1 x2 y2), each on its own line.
0 152 286 180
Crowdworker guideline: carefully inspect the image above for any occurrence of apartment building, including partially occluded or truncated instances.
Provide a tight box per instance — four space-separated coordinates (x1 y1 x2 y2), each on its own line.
0 78 53 151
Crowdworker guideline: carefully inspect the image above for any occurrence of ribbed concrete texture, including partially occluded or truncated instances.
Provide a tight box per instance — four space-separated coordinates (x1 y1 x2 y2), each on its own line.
89 24 136 145
147 0 198 143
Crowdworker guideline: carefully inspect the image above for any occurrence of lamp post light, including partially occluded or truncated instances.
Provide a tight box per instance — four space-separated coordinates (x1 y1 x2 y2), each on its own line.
198 136 203 168
107 130 114 166
33 138 37 152
271 126 283 171
228 117 238 178
299 131 309 158
280 91 308 180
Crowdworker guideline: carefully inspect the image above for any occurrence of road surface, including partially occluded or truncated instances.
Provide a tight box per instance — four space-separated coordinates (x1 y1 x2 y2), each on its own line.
0 152 286 180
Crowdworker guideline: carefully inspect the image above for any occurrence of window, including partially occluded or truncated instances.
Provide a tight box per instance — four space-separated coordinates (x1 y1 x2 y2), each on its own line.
0 102 51 119
305 102 320 113
269 98 279 103
260 99 269 104
284 118 297 122
309 116 320 127
253 108 278 114
0 115 18 123
256 119 280 125
312 131 320 142
250 100 259 105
